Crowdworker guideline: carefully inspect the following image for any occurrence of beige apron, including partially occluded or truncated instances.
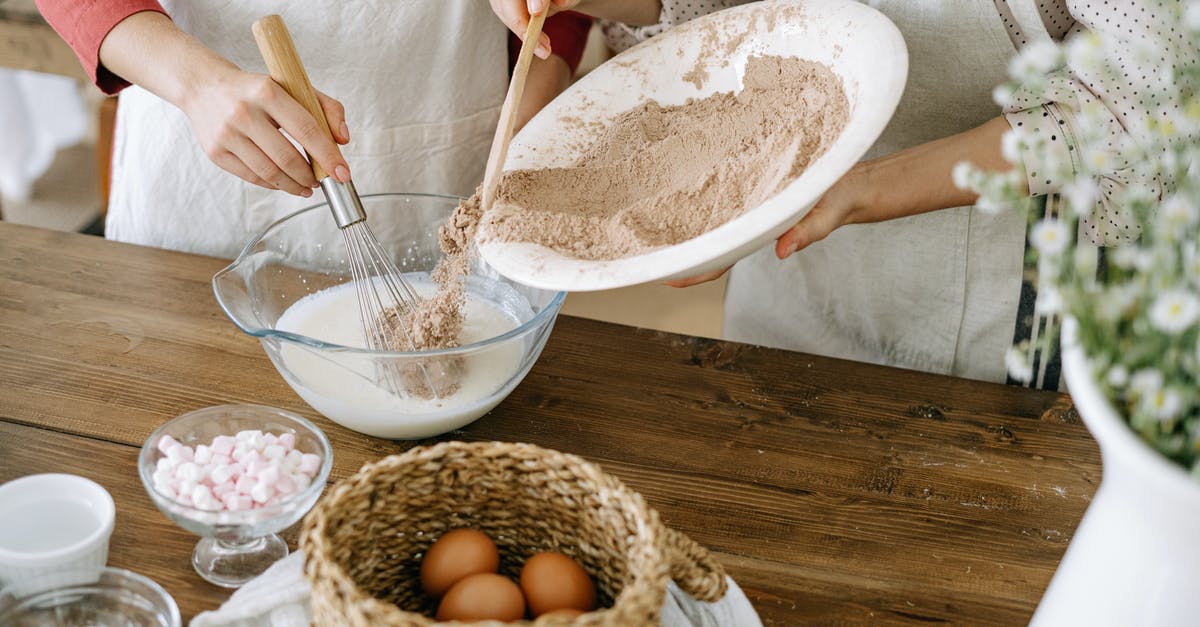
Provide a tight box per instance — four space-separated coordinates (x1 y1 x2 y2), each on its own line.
106 0 507 260
723 0 1026 383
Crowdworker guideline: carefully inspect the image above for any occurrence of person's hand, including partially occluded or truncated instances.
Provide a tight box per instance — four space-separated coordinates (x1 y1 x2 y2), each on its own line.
665 164 871 288
489 0 580 59
180 67 352 197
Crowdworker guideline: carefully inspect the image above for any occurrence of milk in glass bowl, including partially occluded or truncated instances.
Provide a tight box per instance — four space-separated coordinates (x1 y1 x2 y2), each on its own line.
213 193 565 439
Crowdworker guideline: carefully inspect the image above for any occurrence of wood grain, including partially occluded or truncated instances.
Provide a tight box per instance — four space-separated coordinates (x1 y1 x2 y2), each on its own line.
481 9 548 213
0 222 1100 625
0 15 86 80
252 14 334 181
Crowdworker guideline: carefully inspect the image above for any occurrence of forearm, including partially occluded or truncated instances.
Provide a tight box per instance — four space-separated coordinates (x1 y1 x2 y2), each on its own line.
575 0 660 25
516 54 571 131
849 116 1020 224
97 11 235 108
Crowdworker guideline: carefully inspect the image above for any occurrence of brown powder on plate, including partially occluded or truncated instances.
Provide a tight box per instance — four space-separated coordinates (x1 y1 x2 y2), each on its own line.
381 54 847 394
480 55 849 260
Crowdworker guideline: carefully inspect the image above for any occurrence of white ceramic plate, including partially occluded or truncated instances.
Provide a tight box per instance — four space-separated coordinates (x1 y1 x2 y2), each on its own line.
477 0 908 291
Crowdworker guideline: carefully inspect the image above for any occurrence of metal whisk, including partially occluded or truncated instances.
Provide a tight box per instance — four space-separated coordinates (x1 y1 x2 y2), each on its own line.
253 15 438 397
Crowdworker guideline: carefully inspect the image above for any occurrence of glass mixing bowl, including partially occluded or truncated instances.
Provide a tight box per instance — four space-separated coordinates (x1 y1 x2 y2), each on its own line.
0 567 181 627
212 193 565 440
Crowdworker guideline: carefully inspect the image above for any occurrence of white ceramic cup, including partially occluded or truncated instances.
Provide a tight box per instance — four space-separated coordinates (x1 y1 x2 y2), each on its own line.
0 473 116 595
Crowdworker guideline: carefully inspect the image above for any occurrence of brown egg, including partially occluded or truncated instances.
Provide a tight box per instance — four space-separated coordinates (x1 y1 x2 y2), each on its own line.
540 608 585 620
436 572 526 622
420 528 500 597
520 552 598 616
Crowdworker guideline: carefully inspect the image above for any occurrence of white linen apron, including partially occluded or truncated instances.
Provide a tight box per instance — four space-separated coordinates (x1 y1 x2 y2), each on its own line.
106 0 507 260
724 0 1026 383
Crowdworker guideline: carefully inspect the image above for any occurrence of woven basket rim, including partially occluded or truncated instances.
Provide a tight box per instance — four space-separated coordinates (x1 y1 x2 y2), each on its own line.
302 441 686 626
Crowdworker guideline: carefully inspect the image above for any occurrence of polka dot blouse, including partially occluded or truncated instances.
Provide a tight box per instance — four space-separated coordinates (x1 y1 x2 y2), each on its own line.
603 0 1195 247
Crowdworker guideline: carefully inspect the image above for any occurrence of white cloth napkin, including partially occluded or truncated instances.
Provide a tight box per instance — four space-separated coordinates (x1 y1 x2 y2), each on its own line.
190 551 762 627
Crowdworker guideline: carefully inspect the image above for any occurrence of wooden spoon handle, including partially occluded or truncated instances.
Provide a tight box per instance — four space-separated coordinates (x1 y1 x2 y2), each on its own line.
252 14 335 181
481 10 549 212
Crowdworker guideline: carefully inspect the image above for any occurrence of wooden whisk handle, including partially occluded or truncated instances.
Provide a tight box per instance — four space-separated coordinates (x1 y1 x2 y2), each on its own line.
252 14 335 181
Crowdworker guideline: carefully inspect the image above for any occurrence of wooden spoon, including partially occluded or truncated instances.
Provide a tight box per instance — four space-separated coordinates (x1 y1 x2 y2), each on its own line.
480 9 549 213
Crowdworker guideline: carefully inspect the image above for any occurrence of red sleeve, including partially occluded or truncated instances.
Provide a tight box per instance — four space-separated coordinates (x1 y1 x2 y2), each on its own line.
508 11 593 75
35 0 168 94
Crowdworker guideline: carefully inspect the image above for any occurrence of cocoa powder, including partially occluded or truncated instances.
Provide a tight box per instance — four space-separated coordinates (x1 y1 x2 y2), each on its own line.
383 55 847 391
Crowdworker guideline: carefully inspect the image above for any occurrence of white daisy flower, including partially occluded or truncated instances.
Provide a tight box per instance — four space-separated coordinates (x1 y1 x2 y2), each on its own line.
1096 282 1141 321
1184 246 1200 284
992 84 1016 108
1001 131 1022 163
1106 364 1129 388
1062 179 1099 216
1142 388 1185 422
1110 245 1142 270
1006 346 1033 383
1130 368 1165 397
1035 285 1063 314
1030 219 1071 256
1184 0 1200 30
1083 146 1112 172
1010 40 1064 82
976 195 1009 215
1066 32 1105 73
951 162 973 190
1149 289 1200 334
1162 194 1199 229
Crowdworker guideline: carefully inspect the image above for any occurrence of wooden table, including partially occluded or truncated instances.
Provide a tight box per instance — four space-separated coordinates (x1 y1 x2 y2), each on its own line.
0 0 84 80
0 222 1100 625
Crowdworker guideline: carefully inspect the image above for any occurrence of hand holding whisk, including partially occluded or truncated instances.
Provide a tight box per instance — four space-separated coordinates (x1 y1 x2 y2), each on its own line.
252 14 445 399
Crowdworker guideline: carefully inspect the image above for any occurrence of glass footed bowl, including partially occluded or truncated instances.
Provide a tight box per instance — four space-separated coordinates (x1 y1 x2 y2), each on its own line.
212 193 566 440
0 567 181 627
137 405 333 588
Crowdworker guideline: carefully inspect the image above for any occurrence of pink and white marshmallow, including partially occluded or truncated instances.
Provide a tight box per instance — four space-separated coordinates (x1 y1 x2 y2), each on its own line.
153 428 322 513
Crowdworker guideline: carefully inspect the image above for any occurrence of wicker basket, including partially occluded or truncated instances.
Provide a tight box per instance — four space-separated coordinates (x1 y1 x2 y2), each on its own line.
302 441 728 626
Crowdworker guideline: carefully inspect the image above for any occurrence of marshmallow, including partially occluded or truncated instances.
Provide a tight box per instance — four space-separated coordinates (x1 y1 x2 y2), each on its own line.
258 465 281 485
298 454 321 476
262 444 286 461
241 450 263 468
275 474 297 496
246 460 269 477
211 435 236 457
282 450 302 472
250 481 275 504
235 474 256 495
157 429 322 514
165 445 193 464
210 463 236 485
175 462 204 483
157 435 181 454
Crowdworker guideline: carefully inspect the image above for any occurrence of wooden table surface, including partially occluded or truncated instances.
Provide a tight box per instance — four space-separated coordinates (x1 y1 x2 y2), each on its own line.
0 222 1100 625
0 0 85 80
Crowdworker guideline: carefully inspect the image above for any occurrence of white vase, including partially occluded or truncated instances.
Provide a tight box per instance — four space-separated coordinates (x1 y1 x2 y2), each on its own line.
1031 319 1200 626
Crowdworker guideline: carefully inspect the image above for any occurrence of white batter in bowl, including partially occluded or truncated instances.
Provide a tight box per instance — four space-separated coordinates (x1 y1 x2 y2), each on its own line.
213 193 566 439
